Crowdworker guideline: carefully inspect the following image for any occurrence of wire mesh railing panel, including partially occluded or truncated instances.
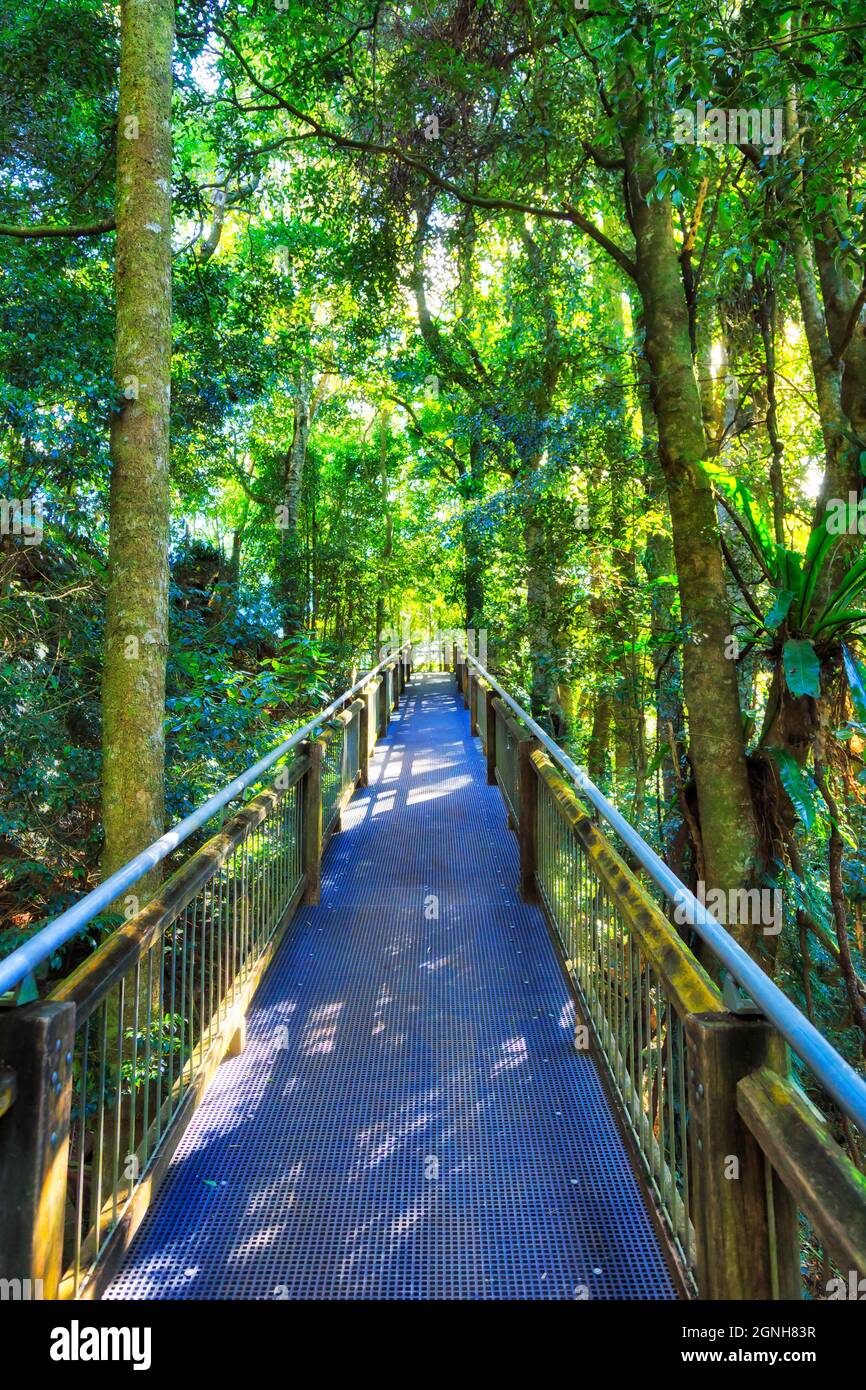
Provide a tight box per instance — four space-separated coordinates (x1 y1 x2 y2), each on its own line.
54 772 304 1298
411 641 445 671
534 770 697 1288
342 705 360 796
493 703 520 826
321 725 344 835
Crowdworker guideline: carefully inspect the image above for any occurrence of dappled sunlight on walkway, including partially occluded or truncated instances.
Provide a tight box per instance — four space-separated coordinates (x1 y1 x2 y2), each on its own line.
104 673 675 1301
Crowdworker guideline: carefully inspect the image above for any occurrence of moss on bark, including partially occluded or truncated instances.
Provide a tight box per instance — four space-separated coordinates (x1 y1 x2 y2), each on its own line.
101 0 174 899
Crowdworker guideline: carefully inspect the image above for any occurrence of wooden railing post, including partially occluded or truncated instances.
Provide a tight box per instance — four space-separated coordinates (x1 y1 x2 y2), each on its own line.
685 1012 801 1299
485 687 497 785
0 1000 76 1299
517 737 540 901
469 672 478 736
378 672 389 736
359 684 372 787
392 662 400 712
302 737 324 904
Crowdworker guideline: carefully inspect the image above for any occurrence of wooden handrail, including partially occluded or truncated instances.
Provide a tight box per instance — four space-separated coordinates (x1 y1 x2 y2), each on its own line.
51 755 309 1022
738 1067 866 1283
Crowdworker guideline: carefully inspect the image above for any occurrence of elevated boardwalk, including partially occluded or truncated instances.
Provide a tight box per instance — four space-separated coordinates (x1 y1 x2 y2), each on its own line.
104 673 675 1300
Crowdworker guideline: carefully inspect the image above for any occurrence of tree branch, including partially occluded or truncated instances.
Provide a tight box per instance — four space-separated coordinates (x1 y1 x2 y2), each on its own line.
0 217 115 239
213 27 638 280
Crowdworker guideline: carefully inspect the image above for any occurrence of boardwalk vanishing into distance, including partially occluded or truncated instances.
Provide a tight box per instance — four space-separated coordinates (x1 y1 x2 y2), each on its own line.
104 673 675 1300
2 650 866 1304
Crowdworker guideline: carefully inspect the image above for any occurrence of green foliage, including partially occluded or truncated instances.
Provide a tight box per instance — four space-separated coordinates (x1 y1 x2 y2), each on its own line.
782 638 821 699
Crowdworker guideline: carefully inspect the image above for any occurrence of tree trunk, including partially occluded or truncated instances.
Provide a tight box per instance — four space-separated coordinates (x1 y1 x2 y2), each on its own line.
101 0 174 899
625 135 758 931
524 503 564 731
462 431 485 631
784 92 852 612
813 225 866 444
375 412 392 655
587 694 611 783
633 319 682 827
278 378 312 636
755 280 787 546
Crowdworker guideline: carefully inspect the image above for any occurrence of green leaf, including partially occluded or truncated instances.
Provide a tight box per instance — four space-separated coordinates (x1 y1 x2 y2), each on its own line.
645 742 671 778
699 459 777 575
798 512 849 625
768 749 821 832
782 639 821 698
764 589 794 632
842 643 866 723
814 610 866 638
814 553 866 629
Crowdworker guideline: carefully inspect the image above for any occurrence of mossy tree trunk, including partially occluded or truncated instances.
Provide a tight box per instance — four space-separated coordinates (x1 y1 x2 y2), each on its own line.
101 0 174 901
624 134 759 934
375 411 393 655
278 378 312 637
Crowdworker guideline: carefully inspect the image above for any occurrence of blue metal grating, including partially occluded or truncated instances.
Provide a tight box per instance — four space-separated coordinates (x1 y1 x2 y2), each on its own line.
104 674 677 1300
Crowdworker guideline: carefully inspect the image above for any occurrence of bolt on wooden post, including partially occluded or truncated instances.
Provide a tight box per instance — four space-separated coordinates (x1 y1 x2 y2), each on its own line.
685 1011 801 1299
0 1000 76 1299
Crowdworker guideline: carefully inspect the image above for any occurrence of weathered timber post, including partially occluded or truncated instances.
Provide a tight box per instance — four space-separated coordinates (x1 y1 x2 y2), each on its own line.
517 737 540 901
392 662 400 712
378 672 389 737
302 737 324 904
469 674 479 737
451 643 457 676
0 1000 76 1299
368 679 380 755
359 684 373 786
685 1012 801 1299
485 686 497 785
333 708 355 835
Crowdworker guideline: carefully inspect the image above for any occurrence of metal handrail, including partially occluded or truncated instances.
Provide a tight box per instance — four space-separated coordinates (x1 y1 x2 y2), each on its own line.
463 650 866 1135
0 644 411 997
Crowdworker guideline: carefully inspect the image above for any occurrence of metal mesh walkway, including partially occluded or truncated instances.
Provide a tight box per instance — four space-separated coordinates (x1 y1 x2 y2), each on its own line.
104 673 677 1300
